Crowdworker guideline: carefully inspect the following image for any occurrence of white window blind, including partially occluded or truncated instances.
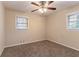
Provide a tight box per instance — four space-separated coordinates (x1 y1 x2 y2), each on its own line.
16 16 28 30
67 12 79 29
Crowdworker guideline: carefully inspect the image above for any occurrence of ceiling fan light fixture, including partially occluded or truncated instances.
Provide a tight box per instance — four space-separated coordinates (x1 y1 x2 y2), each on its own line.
39 8 47 13
43 8 47 12
39 8 44 13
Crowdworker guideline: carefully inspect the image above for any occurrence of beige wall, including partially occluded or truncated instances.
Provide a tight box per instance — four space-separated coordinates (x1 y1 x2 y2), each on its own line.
5 8 45 47
47 4 79 51
0 2 5 55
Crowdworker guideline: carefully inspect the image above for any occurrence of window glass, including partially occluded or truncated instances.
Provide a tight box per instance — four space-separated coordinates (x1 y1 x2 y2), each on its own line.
67 12 79 29
16 16 28 30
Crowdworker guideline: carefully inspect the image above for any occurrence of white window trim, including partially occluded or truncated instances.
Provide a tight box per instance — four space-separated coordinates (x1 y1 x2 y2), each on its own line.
15 16 29 30
66 11 79 30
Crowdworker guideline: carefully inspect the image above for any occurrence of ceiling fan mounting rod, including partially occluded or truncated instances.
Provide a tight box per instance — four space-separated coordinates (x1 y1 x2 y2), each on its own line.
40 1 46 8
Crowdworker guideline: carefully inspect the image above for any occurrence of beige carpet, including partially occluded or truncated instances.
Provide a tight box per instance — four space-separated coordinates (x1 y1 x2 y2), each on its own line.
1 40 79 57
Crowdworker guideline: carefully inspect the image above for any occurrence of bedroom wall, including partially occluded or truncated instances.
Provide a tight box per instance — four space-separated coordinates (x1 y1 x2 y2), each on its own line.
47 4 79 51
0 2 5 55
5 8 45 47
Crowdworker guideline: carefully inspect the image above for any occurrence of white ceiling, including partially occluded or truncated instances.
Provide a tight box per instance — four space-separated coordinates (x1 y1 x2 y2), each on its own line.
3 1 79 16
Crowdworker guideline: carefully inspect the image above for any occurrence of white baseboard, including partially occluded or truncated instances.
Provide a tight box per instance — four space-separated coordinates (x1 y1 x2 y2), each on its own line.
48 39 79 51
4 39 46 48
0 47 4 56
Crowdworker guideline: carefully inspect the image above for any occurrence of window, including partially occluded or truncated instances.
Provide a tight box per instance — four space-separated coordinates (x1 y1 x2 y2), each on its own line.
67 12 79 29
16 16 28 30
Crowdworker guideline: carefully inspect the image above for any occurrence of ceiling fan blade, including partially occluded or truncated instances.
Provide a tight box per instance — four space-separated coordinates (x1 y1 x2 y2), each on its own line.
32 9 38 12
48 1 54 5
31 2 39 6
48 7 56 10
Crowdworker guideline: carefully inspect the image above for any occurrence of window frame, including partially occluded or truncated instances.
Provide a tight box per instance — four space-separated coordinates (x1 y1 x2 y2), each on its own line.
15 16 29 30
66 11 79 30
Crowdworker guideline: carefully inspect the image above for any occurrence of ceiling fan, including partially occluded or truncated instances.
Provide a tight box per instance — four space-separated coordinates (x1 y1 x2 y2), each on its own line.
31 1 56 13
